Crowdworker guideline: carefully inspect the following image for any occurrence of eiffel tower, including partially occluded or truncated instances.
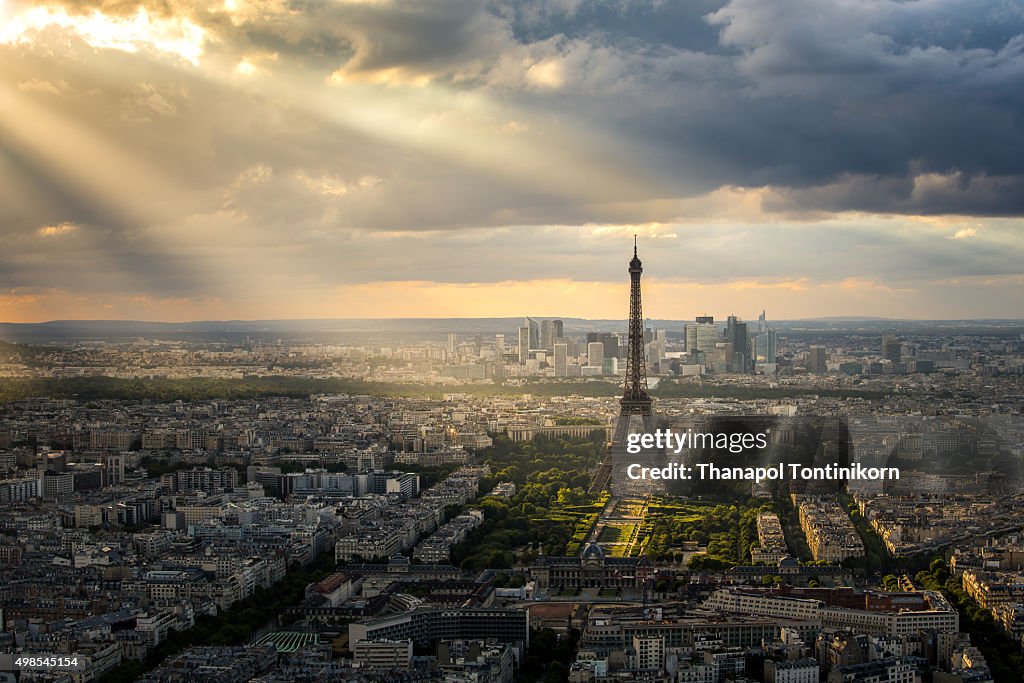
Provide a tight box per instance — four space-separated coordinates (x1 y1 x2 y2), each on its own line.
591 238 664 494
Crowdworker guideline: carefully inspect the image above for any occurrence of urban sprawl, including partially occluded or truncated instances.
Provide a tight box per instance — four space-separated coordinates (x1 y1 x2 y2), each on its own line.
0 307 1023 683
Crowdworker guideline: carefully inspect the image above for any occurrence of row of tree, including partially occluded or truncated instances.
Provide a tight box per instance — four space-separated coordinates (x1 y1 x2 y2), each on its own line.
450 434 606 570
644 502 770 568
915 559 1024 681
0 373 895 407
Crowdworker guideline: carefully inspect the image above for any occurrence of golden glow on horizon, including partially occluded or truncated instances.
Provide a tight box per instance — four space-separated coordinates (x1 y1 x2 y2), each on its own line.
7 276 1024 324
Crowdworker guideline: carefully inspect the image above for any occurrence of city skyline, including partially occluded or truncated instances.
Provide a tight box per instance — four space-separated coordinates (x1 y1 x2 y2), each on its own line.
3 0 1024 322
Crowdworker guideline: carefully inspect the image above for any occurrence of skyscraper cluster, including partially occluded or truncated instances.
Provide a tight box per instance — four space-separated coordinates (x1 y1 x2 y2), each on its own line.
518 317 585 376
682 311 778 375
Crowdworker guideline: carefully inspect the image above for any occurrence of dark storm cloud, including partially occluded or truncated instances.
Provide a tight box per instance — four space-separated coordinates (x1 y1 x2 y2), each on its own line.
764 173 1024 217
553 0 1024 211
270 0 1024 215
702 0 1024 177
498 0 729 53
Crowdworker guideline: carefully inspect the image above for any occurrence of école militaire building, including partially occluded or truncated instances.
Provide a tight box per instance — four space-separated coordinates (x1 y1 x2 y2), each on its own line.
530 542 654 591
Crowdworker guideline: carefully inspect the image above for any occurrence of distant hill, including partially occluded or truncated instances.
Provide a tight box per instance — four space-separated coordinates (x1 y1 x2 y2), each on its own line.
1 317 1022 343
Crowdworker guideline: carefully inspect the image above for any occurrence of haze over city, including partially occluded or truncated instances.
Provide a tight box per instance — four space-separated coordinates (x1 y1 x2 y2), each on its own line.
3 0 1024 322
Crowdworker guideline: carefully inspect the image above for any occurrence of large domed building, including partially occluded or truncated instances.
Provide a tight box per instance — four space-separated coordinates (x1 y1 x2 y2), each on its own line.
531 542 653 591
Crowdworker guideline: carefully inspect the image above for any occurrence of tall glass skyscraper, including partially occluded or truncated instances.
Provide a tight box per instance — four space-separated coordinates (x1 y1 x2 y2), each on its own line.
518 317 539 364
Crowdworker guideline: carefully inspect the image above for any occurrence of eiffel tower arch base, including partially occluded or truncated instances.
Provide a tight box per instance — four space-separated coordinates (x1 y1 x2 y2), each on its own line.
609 405 665 496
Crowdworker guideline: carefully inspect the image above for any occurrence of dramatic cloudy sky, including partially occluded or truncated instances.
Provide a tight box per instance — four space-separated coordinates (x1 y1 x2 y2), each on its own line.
1 0 1023 322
